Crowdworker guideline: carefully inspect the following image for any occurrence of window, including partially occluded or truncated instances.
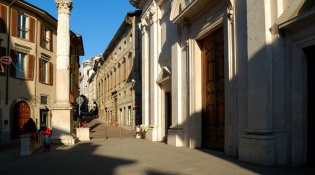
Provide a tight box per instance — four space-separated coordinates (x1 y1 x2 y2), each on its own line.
43 27 50 49
39 58 53 85
40 96 48 104
41 25 52 51
16 52 27 79
11 50 34 80
40 59 48 83
18 13 28 39
0 5 7 33
184 0 191 5
128 33 132 43
41 26 51 50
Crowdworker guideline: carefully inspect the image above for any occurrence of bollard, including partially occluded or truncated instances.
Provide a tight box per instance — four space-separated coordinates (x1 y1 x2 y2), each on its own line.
120 127 122 139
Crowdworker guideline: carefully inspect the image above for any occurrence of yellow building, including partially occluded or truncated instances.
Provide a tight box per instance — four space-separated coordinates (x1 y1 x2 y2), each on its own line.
0 0 84 141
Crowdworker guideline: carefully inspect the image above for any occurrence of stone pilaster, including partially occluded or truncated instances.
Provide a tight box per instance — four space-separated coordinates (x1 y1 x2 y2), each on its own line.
238 0 275 165
51 0 77 145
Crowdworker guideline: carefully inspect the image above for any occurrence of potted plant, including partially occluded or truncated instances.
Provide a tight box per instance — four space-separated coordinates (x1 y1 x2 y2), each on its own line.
74 118 81 128
140 124 149 139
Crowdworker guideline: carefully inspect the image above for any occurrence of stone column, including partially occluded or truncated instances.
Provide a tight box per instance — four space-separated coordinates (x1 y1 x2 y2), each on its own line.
50 0 77 145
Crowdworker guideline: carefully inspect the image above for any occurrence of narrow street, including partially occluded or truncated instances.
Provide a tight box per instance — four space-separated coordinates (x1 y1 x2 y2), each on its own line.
84 117 136 139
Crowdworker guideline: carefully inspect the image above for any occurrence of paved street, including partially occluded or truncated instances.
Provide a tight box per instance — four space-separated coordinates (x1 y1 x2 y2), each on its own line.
0 119 314 175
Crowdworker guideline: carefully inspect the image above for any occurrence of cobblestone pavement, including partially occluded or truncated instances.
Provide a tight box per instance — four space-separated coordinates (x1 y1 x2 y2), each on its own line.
0 118 314 175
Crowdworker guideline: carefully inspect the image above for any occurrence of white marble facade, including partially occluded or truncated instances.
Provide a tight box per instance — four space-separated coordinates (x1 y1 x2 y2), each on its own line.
131 0 315 167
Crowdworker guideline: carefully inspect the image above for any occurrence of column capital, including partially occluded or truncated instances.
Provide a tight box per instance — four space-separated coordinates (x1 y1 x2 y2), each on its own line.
55 0 73 13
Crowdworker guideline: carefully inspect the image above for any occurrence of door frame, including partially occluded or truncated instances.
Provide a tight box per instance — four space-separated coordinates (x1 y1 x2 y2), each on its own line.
10 98 35 140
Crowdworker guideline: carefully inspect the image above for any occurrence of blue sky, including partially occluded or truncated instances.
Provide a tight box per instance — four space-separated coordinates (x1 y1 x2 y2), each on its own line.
25 0 137 64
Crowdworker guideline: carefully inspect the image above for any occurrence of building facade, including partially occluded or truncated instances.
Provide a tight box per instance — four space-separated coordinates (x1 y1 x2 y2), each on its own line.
96 10 142 128
0 0 83 141
130 0 315 167
79 59 92 111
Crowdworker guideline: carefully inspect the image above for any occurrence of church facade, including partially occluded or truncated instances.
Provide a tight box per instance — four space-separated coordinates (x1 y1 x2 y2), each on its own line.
130 0 315 167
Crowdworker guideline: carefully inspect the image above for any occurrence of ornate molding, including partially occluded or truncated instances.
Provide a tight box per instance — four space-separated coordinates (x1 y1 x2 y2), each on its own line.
150 4 158 23
55 0 73 13
227 8 234 22
139 18 148 35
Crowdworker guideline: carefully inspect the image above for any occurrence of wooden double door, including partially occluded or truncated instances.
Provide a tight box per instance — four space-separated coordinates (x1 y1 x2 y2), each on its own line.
202 28 225 151
12 101 30 139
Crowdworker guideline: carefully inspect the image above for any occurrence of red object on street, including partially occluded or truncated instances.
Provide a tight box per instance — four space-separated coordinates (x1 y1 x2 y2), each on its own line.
81 121 85 127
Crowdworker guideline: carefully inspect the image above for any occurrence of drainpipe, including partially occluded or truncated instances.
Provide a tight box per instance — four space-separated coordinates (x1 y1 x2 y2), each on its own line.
5 0 19 105
34 15 38 105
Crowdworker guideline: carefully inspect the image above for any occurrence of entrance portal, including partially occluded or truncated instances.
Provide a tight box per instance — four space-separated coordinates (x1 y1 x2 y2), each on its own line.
306 45 315 167
201 27 225 151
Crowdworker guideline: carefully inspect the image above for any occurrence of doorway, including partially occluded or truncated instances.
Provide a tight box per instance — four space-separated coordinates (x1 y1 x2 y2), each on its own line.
12 101 30 139
305 45 315 167
201 27 225 151
40 109 49 127
165 92 172 141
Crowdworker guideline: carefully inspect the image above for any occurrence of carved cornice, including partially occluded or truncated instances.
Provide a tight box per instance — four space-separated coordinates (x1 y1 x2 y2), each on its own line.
55 0 74 13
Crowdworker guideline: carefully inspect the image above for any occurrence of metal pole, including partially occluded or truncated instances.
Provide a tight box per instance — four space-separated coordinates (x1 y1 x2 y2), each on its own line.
105 127 107 139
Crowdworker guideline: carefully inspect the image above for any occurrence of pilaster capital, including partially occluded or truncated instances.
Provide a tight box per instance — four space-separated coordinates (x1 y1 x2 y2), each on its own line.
139 18 148 35
150 5 158 23
55 0 73 14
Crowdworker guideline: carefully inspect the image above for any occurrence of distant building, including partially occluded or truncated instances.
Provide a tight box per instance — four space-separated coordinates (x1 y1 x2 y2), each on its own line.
0 0 84 141
95 10 142 128
79 59 92 111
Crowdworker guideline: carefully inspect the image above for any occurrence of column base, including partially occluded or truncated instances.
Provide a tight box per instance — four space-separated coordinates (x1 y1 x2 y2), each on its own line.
51 106 75 145
167 127 184 147
239 134 275 166
146 127 158 141
75 128 90 141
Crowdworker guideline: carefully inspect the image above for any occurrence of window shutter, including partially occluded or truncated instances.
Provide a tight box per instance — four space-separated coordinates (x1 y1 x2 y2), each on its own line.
40 23 43 48
11 9 18 37
38 58 42 82
0 5 7 33
29 17 35 43
28 54 34 81
0 46 7 76
9 49 16 77
50 30 53 51
49 62 53 85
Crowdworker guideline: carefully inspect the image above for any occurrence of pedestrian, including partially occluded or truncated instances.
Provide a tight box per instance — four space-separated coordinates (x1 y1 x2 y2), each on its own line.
23 118 37 133
23 118 37 140
38 122 51 152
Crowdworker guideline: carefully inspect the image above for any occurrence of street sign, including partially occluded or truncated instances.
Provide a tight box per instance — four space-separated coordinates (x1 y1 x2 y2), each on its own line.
76 96 84 105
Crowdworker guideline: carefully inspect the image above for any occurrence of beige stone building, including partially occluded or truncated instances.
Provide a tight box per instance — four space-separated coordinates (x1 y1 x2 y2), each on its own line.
130 0 315 167
0 0 83 141
96 10 142 128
